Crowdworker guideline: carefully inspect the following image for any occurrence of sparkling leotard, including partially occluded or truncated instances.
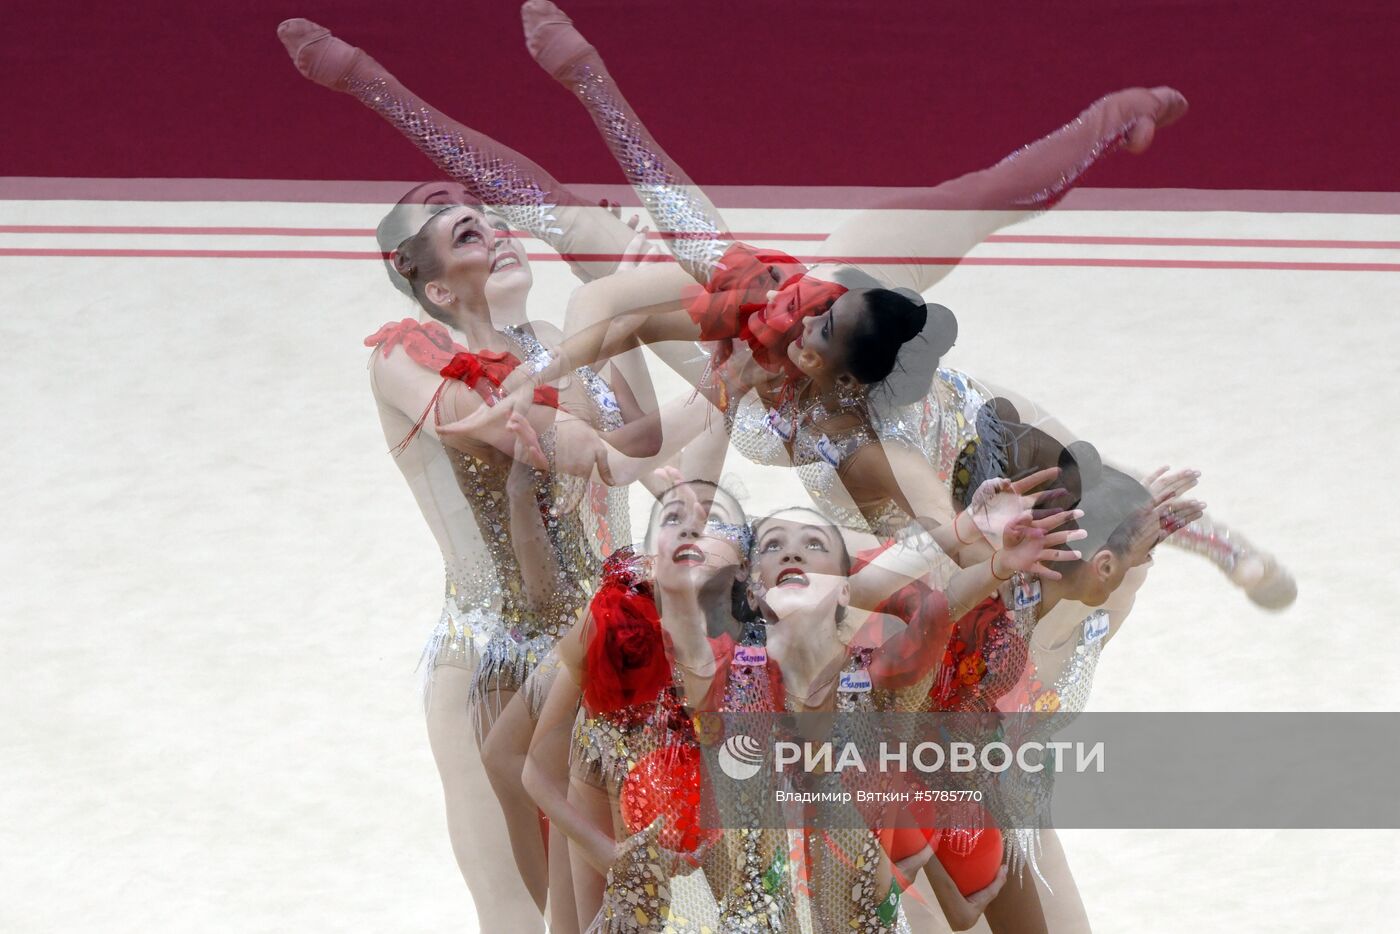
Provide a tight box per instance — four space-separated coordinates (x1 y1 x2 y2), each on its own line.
367 319 628 721
727 367 997 537
444 326 630 716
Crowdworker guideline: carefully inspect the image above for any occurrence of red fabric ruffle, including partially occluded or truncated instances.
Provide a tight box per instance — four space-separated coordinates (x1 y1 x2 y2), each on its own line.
364 318 466 372
685 242 847 378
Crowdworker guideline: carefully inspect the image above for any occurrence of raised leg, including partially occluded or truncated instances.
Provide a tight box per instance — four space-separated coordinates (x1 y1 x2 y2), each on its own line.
816 88 1188 294
1165 515 1297 609
277 18 638 282
522 1 732 283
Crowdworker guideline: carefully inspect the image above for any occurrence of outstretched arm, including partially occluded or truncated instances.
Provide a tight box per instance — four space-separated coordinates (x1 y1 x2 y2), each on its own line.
972 382 1295 608
434 260 729 446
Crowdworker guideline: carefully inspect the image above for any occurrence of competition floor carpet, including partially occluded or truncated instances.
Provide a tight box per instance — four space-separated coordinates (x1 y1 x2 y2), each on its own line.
2 186 1397 931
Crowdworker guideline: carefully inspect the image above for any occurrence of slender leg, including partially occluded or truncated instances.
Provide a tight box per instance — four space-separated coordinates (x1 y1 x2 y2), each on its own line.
1033 829 1092 934
566 778 611 932
277 18 638 282
481 689 550 914
522 1 732 283
983 866 1050 934
548 817 581 934
425 665 546 931
517 4 1187 303
1164 515 1297 609
816 88 1188 294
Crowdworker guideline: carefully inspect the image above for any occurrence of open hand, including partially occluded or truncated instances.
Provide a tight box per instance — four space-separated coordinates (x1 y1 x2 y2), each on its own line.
997 509 1087 580
968 467 1067 549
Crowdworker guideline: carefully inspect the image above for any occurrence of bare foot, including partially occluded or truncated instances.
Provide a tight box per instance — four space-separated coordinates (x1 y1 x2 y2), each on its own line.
1233 553 1298 611
277 18 367 90
521 0 599 79
1125 87 1189 154
1149 87 1190 128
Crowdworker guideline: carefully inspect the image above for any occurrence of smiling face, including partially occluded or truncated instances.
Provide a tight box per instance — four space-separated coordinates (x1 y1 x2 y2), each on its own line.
394 203 497 317
427 204 494 275
647 484 749 592
482 210 533 302
379 183 490 306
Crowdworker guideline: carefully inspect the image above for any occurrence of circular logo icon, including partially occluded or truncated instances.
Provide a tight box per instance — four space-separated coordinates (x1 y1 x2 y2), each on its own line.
717 733 764 781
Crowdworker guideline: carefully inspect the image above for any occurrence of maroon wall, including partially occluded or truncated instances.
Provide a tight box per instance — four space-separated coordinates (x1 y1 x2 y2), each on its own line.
5 0 1398 191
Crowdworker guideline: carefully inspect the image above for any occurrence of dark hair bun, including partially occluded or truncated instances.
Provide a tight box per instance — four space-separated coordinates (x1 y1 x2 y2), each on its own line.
888 288 929 342
846 289 959 408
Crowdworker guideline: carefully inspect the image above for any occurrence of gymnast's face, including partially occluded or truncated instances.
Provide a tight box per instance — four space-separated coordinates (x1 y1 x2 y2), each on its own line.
483 210 534 298
750 514 849 619
649 487 748 591
417 204 496 307
787 289 863 383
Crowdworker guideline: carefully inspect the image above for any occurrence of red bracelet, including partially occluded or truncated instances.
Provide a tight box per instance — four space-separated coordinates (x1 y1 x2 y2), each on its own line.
991 551 1013 582
954 513 977 546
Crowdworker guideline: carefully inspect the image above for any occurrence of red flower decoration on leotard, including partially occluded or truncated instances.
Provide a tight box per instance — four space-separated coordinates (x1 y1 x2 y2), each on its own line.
686 243 798 344
439 350 560 410
439 352 485 384
957 652 988 686
377 323 562 456
930 596 1008 710
583 552 671 714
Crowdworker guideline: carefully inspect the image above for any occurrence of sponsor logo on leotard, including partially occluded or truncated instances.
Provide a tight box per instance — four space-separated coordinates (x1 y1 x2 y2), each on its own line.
734 645 768 667
594 387 621 414
765 410 793 442
1083 612 1110 645
837 669 873 693
1014 577 1042 610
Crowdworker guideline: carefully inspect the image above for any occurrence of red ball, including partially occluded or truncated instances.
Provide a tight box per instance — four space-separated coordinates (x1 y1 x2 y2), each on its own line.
935 826 1003 896
881 825 938 862
619 745 714 853
878 794 942 862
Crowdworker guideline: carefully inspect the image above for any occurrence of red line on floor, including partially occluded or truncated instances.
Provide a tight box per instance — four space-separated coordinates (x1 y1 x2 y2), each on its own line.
4 225 1399 251
5 247 1399 271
